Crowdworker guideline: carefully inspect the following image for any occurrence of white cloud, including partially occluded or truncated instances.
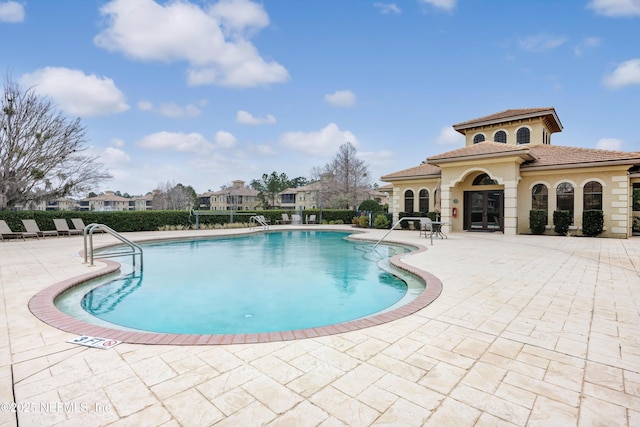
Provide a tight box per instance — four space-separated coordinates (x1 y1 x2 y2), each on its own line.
587 0 640 16
518 33 568 52
111 138 126 148
374 3 401 14
325 90 356 107
436 126 464 145
255 144 276 155
136 131 214 154
137 100 201 117
604 58 640 89
210 0 269 37
574 36 601 56
596 137 624 150
359 149 394 167
19 67 129 117
215 130 237 148
103 146 132 167
279 123 358 157
0 1 24 22
137 100 153 111
236 110 276 125
157 102 201 118
418 0 456 12
94 0 289 88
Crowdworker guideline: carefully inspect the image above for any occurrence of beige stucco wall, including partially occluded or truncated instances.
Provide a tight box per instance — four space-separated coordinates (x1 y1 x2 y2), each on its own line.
518 166 631 238
436 157 524 235
464 116 554 147
387 161 635 238
388 177 439 222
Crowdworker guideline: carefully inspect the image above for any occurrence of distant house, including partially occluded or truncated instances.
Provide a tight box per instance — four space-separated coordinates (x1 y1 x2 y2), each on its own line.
381 108 640 237
129 194 154 211
79 191 131 211
279 181 322 211
45 197 79 211
199 180 261 211
279 179 389 211
10 197 79 211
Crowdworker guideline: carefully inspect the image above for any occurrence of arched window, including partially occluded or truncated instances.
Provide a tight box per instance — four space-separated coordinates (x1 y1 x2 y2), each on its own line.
516 127 530 144
532 184 548 211
556 182 574 223
473 173 498 186
473 134 485 144
419 189 429 212
584 181 603 210
494 131 507 143
404 190 414 213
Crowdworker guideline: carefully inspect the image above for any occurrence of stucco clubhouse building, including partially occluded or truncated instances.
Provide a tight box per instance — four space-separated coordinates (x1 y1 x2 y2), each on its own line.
381 108 640 238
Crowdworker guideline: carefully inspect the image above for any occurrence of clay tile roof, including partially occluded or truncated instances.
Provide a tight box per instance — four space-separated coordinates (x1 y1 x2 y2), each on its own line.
427 141 533 163
84 193 130 202
453 108 562 133
210 187 258 196
523 145 640 169
381 163 441 181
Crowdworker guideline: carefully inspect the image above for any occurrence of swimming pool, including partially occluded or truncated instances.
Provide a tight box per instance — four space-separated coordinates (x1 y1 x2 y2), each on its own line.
54 231 425 335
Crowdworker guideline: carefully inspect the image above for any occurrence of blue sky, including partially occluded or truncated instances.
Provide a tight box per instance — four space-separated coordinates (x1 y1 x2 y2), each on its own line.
1 0 639 196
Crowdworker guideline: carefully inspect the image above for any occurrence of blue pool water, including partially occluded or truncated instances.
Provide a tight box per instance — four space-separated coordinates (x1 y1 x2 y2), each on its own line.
60 231 420 335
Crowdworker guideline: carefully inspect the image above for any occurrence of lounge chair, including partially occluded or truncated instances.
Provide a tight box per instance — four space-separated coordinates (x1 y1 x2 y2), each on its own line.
419 218 433 238
71 218 103 234
306 214 317 224
280 213 292 224
53 218 83 236
291 214 302 224
260 215 271 224
71 218 93 233
0 219 38 241
21 219 58 238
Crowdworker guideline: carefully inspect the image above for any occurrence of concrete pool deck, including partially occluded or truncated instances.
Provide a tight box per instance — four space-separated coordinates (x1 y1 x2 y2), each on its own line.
1 226 639 426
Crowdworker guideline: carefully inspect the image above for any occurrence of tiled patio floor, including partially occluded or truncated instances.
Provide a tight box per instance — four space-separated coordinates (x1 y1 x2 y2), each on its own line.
1 226 639 426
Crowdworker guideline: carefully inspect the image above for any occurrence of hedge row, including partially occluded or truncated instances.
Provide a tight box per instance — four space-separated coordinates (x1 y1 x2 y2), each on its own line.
0 209 357 233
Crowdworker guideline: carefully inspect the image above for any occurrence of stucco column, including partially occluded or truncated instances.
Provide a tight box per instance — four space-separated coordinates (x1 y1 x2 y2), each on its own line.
611 175 629 236
503 181 518 235
439 185 451 232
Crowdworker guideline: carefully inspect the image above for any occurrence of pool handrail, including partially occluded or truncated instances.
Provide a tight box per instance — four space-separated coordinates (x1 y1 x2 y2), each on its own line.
83 223 143 270
372 216 433 249
249 215 270 230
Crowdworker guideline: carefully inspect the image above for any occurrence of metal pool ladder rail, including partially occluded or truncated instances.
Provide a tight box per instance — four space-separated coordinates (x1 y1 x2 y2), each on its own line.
250 215 270 230
83 223 143 270
372 216 433 249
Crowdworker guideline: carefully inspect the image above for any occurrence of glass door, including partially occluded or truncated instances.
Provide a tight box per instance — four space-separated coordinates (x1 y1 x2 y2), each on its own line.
486 191 502 230
464 191 503 231
469 192 484 230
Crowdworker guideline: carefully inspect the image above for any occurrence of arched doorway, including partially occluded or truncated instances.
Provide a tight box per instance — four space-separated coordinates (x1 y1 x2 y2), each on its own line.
463 174 504 231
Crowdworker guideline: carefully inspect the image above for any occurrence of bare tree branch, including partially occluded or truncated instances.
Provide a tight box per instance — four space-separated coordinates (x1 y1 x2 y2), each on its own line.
0 76 111 208
317 142 371 209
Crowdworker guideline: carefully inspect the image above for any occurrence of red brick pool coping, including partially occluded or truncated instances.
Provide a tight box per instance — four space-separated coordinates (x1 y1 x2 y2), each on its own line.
28 234 442 345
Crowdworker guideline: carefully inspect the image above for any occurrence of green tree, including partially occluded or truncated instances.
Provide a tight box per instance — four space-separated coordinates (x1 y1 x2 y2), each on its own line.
250 172 294 209
358 199 382 212
0 76 111 208
289 176 309 188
